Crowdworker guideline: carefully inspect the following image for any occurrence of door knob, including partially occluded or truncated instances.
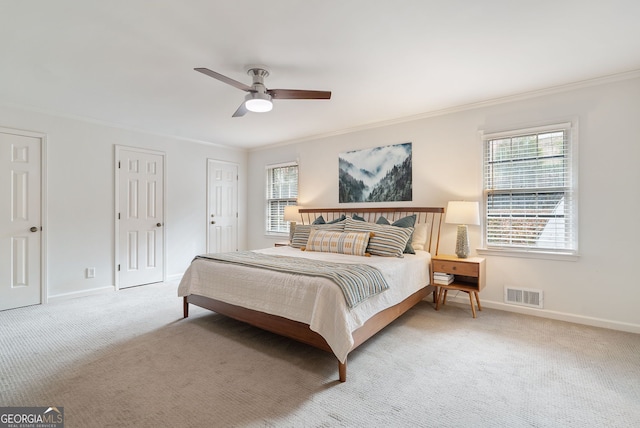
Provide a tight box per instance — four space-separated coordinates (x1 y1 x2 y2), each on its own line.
211 221 216 224
156 223 162 227
30 226 38 232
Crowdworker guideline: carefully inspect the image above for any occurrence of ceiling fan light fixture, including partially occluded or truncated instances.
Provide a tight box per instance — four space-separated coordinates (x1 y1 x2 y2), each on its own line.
245 92 273 113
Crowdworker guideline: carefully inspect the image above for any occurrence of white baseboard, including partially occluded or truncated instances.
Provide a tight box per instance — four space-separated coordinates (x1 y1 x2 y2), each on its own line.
47 285 115 302
444 295 640 334
47 277 184 303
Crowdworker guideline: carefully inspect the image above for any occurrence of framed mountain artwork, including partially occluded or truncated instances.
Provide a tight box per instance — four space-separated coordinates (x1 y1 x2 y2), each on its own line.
338 142 412 203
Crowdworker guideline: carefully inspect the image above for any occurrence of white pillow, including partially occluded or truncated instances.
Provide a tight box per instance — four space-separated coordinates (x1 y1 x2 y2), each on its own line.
411 223 430 251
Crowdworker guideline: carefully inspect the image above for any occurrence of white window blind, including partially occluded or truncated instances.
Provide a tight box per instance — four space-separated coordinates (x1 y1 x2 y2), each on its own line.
483 123 577 254
266 163 298 233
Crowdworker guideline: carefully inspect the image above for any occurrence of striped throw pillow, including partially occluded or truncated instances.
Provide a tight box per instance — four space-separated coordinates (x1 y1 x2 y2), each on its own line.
290 223 345 248
376 214 417 254
304 230 372 256
344 217 413 257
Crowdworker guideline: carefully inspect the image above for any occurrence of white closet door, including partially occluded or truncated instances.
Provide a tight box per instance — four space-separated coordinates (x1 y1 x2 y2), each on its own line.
207 160 238 253
0 130 42 310
117 148 164 288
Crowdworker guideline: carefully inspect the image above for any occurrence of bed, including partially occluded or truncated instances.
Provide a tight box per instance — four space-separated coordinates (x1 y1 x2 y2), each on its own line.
179 207 444 382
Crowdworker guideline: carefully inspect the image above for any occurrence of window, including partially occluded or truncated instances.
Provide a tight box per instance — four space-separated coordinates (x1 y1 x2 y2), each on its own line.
266 162 298 234
482 123 577 255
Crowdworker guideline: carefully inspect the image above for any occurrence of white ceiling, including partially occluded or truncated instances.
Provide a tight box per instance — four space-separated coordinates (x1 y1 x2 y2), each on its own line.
2 1 640 150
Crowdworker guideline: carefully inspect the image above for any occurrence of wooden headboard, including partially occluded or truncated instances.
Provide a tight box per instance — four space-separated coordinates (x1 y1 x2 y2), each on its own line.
296 207 445 256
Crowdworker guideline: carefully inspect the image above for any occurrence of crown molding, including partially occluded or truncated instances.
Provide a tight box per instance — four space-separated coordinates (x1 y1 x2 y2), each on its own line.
251 68 640 152
0 101 246 152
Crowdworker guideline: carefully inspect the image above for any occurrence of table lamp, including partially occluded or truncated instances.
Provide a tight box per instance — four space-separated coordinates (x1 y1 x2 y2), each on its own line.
283 205 300 242
445 201 480 258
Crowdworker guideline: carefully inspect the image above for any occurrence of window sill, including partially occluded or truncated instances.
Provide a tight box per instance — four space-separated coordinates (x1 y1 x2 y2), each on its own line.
476 248 579 262
265 232 288 238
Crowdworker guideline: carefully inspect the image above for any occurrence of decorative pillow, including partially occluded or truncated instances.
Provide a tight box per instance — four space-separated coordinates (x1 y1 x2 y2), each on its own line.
312 216 326 225
290 223 345 248
344 217 413 257
303 230 372 256
351 214 366 222
327 214 347 224
411 222 431 251
312 214 346 225
376 214 417 254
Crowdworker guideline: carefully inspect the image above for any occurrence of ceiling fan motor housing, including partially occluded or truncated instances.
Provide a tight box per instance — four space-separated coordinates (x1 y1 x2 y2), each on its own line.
244 68 273 111
248 68 270 94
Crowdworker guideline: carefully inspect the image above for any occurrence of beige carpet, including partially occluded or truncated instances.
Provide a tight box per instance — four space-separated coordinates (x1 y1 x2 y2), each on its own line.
1 282 639 427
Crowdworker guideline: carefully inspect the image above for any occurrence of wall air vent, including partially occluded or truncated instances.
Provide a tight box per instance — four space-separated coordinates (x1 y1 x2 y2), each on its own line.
504 287 544 309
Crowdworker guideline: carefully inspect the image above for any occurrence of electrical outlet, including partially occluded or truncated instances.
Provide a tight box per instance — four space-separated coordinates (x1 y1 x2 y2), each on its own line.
86 267 96 278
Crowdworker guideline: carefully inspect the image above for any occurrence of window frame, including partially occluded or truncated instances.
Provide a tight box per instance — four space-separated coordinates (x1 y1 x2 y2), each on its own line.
265 161 298 235
478 122 579 260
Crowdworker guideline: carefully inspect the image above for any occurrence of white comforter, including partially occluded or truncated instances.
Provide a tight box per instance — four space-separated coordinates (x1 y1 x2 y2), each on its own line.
178 246 431 363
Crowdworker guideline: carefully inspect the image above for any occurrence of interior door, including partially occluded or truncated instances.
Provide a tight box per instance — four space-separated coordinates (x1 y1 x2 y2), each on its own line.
117 147 164 288
207 160 238 253
0 129 42 310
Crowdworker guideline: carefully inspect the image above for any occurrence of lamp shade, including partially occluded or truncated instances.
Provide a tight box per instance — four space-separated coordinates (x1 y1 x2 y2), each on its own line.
283 205 300 222
445 201 480 225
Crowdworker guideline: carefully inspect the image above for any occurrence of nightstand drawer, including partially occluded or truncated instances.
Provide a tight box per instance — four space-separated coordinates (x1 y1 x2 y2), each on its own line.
432 260 479 276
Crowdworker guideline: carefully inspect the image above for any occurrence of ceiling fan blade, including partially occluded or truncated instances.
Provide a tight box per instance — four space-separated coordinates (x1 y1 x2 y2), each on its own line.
232 102 248 117
268 89 332 100
194 68 253 92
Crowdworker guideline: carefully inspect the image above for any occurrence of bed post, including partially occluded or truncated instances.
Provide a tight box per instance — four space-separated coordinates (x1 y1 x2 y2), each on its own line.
338 359 347 382
183 296 189 318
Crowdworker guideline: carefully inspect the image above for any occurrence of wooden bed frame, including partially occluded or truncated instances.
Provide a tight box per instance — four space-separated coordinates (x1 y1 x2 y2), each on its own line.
183 207 444 382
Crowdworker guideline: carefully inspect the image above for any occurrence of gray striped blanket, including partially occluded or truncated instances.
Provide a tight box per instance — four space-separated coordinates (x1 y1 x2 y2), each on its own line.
195 251 389 308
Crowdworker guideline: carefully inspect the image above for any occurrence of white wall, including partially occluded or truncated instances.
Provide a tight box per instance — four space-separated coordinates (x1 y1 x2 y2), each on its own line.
0 105 247 299
247 74 640 332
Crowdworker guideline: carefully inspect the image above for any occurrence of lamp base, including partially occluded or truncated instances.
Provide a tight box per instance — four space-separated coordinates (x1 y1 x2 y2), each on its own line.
288 221 297 243
455 224 470 258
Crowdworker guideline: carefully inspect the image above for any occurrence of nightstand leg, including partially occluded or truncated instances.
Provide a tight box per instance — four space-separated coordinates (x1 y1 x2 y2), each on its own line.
436 287 443 310
442 289 448 305
474 292 482 311
469 292 477 318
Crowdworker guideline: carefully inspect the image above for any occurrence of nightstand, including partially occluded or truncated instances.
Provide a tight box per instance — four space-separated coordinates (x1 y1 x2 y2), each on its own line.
432 255 486 318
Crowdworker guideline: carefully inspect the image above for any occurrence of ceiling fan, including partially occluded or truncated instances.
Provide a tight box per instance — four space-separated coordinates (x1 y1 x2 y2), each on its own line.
194 66 331 117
